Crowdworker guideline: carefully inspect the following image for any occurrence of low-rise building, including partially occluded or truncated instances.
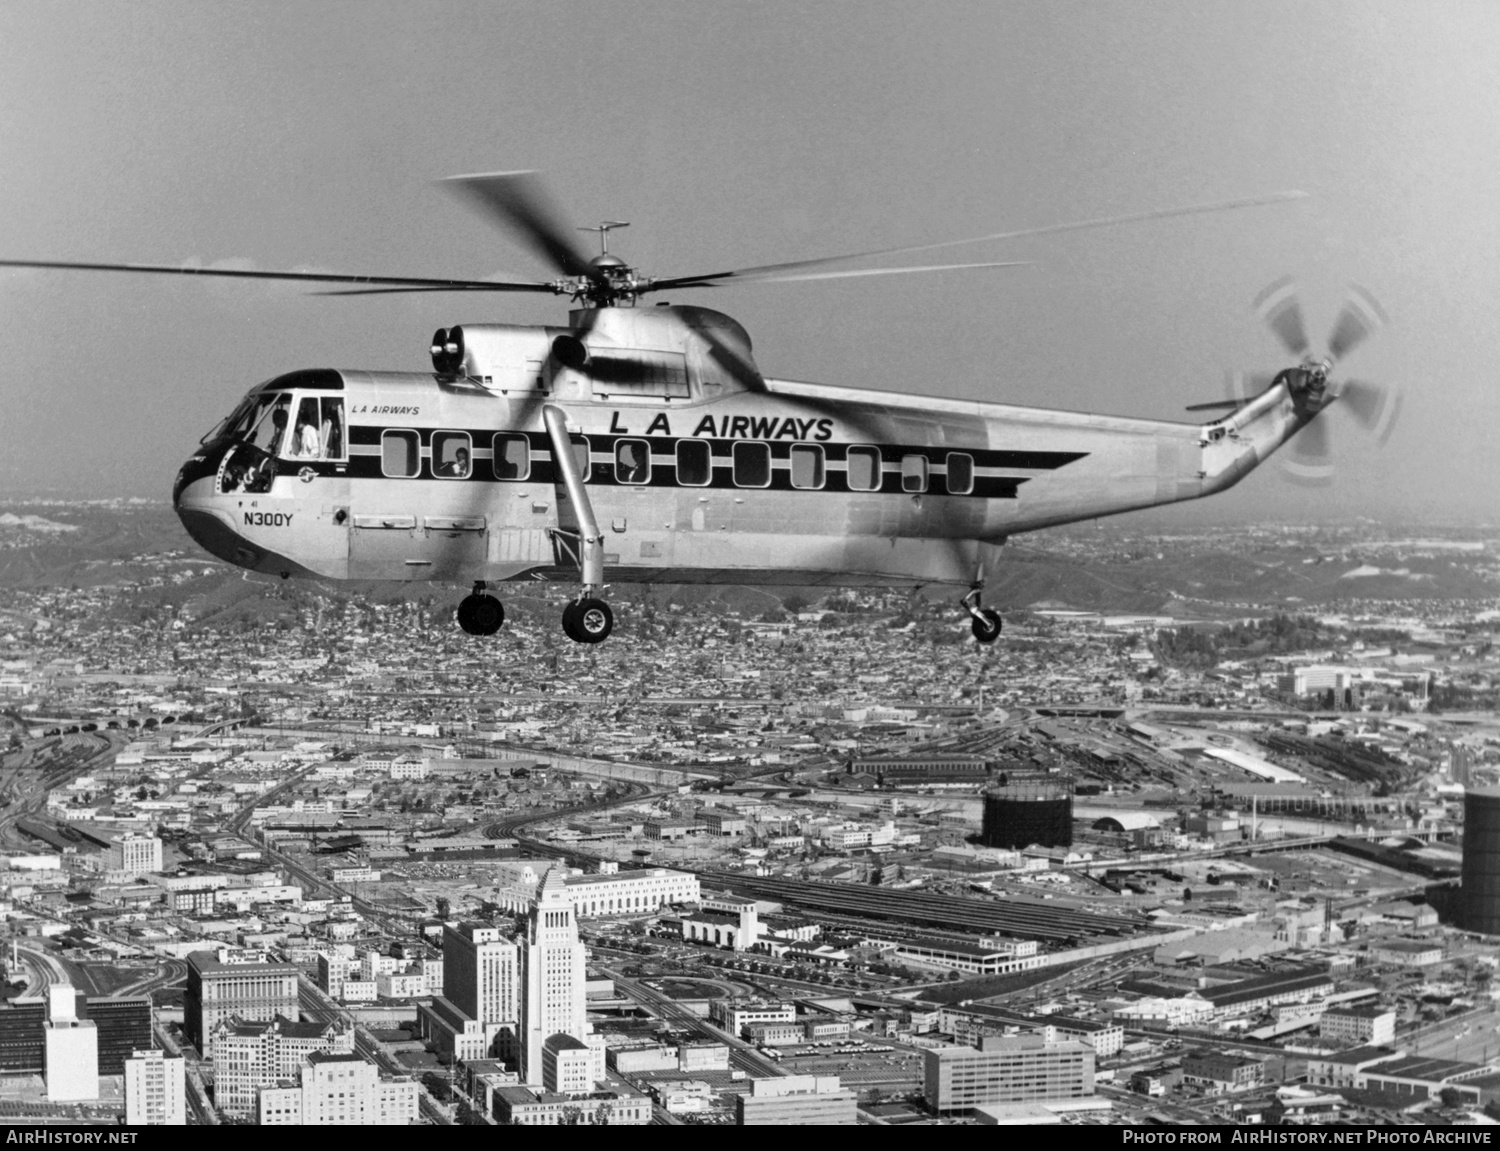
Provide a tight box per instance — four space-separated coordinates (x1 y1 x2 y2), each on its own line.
1181 1050 1265 1095
492 1085 651 1125
925 1036 1094 1116
736 1074 856 1125
1319 1006 1396 1047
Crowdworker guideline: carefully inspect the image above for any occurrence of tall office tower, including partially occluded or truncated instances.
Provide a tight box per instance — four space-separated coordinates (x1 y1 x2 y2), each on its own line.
43 985 98 1102
1461 786 1500 936
83 996 152 1075
107 833 163 877
184 949 301 1057
124 1049 186 1125
443 922 520 1024
520 868 589 1086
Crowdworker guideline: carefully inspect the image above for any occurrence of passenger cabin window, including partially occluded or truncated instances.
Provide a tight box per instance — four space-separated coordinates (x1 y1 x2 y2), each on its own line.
676 440 711 486
614 439 650 484
790 444 824 489
901 454 929 493
433 431 471 478
732 442 771 488
493 433 530 480
382 430 420 478
946 452 974 495
846 445 881 492
569 435 591 480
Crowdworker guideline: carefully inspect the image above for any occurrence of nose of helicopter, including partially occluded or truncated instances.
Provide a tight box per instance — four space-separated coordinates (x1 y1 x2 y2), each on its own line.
172 450 260 570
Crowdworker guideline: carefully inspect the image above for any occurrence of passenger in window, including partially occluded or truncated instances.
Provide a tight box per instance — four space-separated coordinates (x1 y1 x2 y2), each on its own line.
437 446 470 477
617 442 648 483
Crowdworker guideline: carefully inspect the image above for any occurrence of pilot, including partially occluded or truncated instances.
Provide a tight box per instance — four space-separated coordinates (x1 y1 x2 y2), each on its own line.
438 446 470 477
617 441 648 484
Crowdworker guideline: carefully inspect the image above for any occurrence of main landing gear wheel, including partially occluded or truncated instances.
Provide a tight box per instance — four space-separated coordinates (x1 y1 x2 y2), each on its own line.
970 608 1003 643
456 593 504 636
563 598 613 644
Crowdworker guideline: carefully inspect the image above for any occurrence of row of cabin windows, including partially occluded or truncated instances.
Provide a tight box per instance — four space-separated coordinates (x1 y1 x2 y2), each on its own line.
379 430 978 495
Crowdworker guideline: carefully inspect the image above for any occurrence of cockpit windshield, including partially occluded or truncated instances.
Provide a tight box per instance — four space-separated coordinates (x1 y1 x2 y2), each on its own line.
201 393 291 450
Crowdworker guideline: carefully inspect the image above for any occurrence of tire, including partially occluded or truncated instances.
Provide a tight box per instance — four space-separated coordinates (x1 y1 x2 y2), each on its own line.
456 595 481 635
561 601 582 642
971 608 1003 643
573 598 614 644
472 594 505 636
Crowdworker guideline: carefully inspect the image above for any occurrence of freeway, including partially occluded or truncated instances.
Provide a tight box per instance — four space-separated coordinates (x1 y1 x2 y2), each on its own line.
598 965 786 1079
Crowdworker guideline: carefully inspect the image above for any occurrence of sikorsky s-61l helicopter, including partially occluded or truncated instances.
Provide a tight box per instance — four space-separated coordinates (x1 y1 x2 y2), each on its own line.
3 174 1394 645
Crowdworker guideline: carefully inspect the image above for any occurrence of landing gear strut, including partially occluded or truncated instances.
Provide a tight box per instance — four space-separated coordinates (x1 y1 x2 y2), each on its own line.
456 582 505 636
962 587 1002 644
543 403 617 645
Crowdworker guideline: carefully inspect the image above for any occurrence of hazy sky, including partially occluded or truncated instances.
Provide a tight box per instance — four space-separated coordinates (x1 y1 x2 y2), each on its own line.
2 1 1496 525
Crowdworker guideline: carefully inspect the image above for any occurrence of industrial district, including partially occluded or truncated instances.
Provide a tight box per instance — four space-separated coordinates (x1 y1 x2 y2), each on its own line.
0 506 1498 1127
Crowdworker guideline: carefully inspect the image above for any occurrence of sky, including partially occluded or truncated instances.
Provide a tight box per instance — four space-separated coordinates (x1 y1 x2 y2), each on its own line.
1 0 1497 525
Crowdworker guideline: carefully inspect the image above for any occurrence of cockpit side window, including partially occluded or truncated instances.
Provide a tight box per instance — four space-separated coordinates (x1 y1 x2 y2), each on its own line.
288 397 322 459
320 398 346 461
248 396 292 455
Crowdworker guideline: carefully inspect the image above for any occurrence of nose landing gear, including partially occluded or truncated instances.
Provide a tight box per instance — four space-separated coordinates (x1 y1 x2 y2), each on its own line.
457 582 505 636
962 587 1002 644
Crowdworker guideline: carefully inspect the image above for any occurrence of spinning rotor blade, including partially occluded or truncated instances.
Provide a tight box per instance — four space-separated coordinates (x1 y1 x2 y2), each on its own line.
1254 277 1310 359
1338 379 1401 444
1284 416 1335 486
689 260 1032 287
1327 284 1388 363
648 190 1307 293
441 171 599 281
0 258 556 293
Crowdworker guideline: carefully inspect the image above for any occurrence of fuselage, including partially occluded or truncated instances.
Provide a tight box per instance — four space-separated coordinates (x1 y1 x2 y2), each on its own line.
173 306 1311 590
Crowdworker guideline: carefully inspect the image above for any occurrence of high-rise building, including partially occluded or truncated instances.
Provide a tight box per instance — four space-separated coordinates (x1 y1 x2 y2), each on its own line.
107 833 163 877
83 996 152 1076
443 922 519 1024
43 985 98 1102
924 1035 1094 1115
520 868 590 1086
124 1049 186 1125
258 1052 419 1125
1461 786 1500 936
735 1075 857 1125
184 949 301 1058
211 1015 352 1117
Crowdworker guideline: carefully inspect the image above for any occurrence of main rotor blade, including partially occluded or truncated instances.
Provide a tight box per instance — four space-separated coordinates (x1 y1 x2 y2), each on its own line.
0 258 555 293
1253 277 1310 359
441 171 599 281
670 260 1031 289
646 189 1307 292
1327 284 1388 362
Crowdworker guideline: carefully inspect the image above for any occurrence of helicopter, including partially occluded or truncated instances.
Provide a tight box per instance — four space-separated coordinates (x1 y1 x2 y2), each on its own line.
1 173 1394 645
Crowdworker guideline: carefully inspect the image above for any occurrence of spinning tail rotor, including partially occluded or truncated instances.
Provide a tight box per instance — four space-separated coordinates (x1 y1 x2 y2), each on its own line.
1226 280 1398 485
